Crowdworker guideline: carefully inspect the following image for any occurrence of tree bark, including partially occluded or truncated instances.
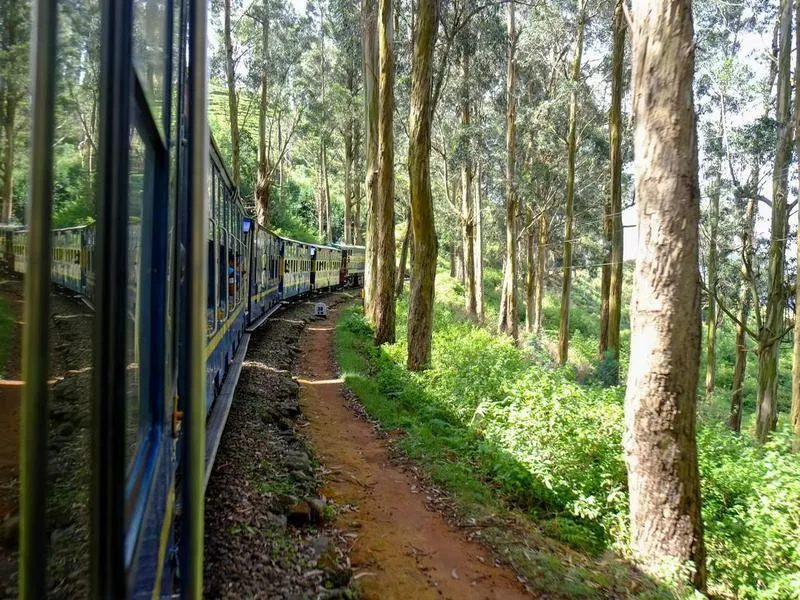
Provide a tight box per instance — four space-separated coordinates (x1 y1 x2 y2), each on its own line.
474 161 484 322
344 118 354 244
526 206 535 333
624 0 706 589
599 195 612 353
460 37 476 317
792 0 800 445
607 0 626 381
363 0 380 321
757 0 793 444
730 192 756 433
373 0 396 345
558 0 587 364
322 141 333 242
705 142 721 398
224 0 241 188
396 220 410 296
255 0 271 227
500 2 519 341
407 0 439 371
1 95 15 224
534 214 547 333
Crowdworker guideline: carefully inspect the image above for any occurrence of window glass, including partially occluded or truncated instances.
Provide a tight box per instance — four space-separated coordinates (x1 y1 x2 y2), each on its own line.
126 127 147 475
133 0 167 135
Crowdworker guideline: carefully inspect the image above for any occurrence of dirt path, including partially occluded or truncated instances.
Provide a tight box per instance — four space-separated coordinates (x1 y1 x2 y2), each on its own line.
296 304 532 600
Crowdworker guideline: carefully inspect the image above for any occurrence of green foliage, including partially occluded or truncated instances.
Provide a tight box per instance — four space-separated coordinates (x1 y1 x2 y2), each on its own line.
337 278 800 598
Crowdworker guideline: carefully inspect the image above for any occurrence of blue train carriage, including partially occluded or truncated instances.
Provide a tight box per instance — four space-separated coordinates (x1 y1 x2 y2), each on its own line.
205 145 248 413
11 229 27 275
336 244 366 287
0 225 20 272
247 219 281 325
311 244 342 291
280 237 312 300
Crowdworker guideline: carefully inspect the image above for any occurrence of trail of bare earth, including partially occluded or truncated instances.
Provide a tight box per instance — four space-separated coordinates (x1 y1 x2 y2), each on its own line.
296 303 532 600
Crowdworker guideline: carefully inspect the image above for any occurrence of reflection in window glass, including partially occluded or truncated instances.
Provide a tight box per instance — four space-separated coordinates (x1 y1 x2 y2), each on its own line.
127 128 146 474
133 0 167 133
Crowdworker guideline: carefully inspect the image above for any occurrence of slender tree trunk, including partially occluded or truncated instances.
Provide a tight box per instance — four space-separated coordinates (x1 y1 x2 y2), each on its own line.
344 119 354 244
705 146 721 398
373 0 396 345
255 0 271 227
396 220 410 296
792 0 800 445
460 39 476 317
363 0 380 321
607 0 626 381
526 207 535 333
534 214 547 333
757 0 793 444
224 0 240 188
322 142 333 242
474 162 484 322
730 192 756 433
500 2 519 341
407 0 439 370
558 0 587 364
1 96 15 224
625 0 706 589
599 195 612 353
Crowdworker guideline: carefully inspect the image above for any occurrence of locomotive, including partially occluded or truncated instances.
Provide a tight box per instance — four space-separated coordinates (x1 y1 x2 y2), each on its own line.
13 0 364 596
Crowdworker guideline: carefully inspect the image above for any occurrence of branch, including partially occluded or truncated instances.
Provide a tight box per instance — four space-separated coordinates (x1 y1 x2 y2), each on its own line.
702 280 757 340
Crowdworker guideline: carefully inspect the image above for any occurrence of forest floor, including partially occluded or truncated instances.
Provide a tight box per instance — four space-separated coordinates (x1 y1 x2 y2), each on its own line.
0 275 93 599
296 302 533 599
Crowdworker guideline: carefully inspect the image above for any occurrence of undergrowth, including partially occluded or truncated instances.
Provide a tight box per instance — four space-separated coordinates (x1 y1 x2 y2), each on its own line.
335 283 800 599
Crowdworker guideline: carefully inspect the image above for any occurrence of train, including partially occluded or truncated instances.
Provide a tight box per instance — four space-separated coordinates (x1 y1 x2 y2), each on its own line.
3 140 364 597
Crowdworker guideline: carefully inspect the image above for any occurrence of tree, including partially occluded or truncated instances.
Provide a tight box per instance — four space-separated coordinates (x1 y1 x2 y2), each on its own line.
0 0 28 223
624 0 706 589
756 0 792 444
601 0 626 381
704 119 721 398
373 0 396 345
793 0 800 444
498 1 518 342
558 0 587 364
224 0 241 188
407 0 439 370
362 0 380 320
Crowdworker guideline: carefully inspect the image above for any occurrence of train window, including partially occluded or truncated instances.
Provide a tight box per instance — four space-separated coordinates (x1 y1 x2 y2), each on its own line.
208 169 217 335
126 126 148 475
132 0 167 136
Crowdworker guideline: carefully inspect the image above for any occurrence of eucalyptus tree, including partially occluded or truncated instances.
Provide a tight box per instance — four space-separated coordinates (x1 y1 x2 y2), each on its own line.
624 0 706 588
362 0 379 320
0 0 29 223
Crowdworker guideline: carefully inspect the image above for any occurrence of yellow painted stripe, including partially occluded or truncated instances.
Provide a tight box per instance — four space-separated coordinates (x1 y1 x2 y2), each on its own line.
205 305 244 359
151 489 176 600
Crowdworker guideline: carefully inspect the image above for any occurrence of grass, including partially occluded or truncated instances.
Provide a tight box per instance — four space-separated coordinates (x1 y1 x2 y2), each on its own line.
336 271 800 599
0 297 14 379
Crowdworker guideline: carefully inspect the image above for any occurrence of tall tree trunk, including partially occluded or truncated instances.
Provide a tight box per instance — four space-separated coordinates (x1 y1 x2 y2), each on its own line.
607 0 626 382
407 0 439 370
558 0 587 365
363 0 380 321
224 0 240 188
322 142 333 242
599 195 612 353
534 214 547 333
792 0 800 445
255 0 271 227
705 143 721 398
757 0 793 444
1 96 15 224
625 0 706 589
396 220 410 296
730 192 756 433
460 38 476 317
344 120 354 244
500 2 519 341
474 161 484 322
373 0 396 345
525 206 535 333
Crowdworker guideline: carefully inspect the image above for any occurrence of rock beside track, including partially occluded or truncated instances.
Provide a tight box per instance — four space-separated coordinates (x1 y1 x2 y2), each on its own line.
204 292 358 600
